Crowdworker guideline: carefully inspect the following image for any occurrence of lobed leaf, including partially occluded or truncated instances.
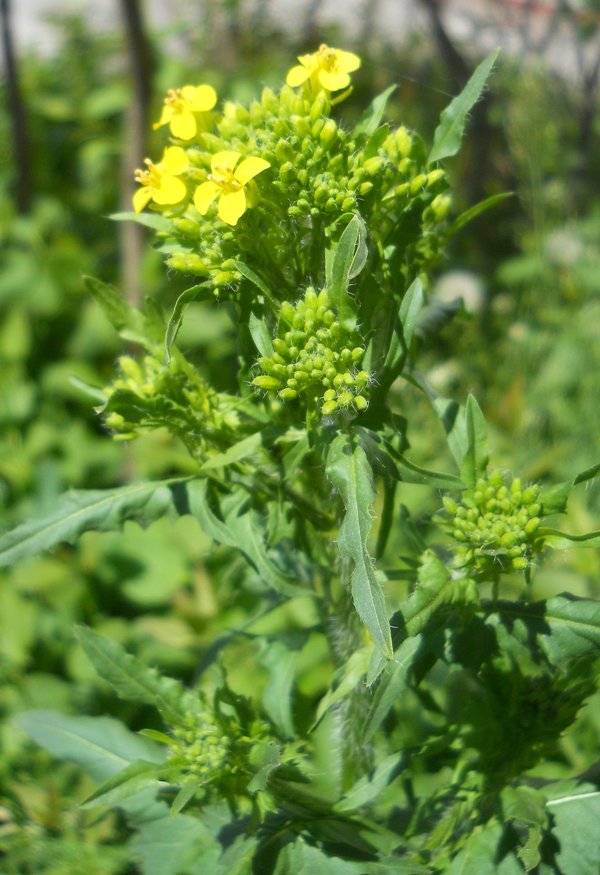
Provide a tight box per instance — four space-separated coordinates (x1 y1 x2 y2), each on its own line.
0 480 182 568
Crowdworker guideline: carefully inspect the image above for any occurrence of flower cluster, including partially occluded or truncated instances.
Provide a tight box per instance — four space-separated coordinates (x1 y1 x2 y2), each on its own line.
131 44 450 299
442 472 543 575
252 287 369 416
102 352 239 457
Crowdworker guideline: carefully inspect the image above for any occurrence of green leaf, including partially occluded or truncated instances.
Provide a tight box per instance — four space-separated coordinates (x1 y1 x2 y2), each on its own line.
402 550 456 637
546 784 600 875
539 461 600 516
399 278 425 348
131 814 221 875
362 635 422 742
259 640 300 738
460 394 489 488
537 527 600 550
314 647 371 727
275 839 366 874
326 434 393 657
501 786 548 873
335 753 401 812
393 454 464 491
489 595 600 664
0 480 182 568
354 85 397 138
199 432 264 472
249 310 274 357
450 192 514 233
110 210 172 231
75 626 187 722
17 709 163 782
326 215 367 328
81 759 161 809
83 275 138 334
446 823 522 874
187 482 301 596
428 50 499 164
165 283 212 362
234 260 275 302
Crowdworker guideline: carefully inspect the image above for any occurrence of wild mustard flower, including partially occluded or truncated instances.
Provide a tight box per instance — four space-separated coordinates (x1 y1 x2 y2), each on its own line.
133 146 189 214
193 151 271 226
154 84 217 140
286 44 361 92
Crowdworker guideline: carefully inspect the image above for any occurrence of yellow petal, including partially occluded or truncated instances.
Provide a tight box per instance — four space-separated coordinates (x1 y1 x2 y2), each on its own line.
133 187 153 214
334 50 361 73
153 175 187 206
218 189 246 226
185 84 217 111
153 105 171 130
170 110 196 140
194 180 220 214
319 69 350 92
211 151 241 173
234 156 270 185
161 146 189 175
286 64 310 87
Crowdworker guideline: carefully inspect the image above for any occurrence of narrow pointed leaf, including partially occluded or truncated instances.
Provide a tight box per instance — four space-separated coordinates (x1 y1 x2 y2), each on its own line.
81 759 161 809
461 394 489 488
355 85 397 137
399 278 425 348
450 192 514 233
327 434 393 657
428 49 499 164
165 283 212 361
362 635 422 742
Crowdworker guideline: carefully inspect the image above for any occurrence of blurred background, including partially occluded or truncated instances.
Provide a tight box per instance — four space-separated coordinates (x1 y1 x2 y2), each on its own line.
1 2 600 870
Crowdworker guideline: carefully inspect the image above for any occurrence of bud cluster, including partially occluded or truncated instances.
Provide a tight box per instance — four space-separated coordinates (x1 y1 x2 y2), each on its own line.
103 352 238 456
166 703 276 803
441 472 543 575
252 287 369 416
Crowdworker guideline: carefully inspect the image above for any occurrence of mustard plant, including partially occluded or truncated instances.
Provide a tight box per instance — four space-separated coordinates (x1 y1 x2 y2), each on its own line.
5 47 600 874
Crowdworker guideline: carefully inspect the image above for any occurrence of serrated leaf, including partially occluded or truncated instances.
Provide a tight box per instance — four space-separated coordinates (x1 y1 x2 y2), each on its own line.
428 50 499 164
355 85 397 137
165 283 212 362
461 394 489 488
0 480 182 567
187 482 301 596
450 192 514 233
132 814 221 875
275 839 366 874
362 635 422 742
326 434 393 657
83 275 138 333
399 278 425 348
75 626 187 722
446 823 522 874
326 215 367 328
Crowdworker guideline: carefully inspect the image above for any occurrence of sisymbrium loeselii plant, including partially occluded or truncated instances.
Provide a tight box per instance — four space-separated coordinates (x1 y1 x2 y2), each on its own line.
5 46 600 874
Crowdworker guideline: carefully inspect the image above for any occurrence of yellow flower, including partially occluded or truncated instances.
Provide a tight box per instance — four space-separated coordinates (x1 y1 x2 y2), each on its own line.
133 146 189 214
193 151 270 226
286 44 361 92
154 84 217 140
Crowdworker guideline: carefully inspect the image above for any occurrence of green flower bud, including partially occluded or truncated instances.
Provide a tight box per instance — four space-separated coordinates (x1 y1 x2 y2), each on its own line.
320 119 338 148
253 375 281 390
354 395 368 411
322 400 337 416
279 388 298 400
